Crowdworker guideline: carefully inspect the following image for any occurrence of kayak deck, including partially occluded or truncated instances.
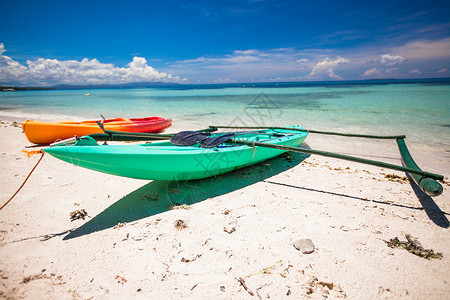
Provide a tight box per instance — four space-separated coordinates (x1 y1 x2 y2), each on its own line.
44 126 308 181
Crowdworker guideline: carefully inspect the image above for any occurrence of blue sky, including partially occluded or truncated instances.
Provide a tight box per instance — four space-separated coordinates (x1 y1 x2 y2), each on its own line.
1 0 449 85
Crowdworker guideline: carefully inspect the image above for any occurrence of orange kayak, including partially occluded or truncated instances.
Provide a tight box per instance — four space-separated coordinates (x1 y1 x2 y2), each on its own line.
21 117 172 144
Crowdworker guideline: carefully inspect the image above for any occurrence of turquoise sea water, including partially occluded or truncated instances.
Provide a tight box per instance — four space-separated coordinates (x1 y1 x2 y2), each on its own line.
1 80 449 152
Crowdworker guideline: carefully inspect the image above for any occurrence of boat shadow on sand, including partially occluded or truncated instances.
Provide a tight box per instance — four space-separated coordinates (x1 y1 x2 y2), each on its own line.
407 174 449 228
63 151 310 240
63 148 448 240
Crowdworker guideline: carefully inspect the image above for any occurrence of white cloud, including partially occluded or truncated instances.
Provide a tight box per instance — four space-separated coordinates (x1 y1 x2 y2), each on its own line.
213 78 238 83
385 68 398 75
223 54 260 63
438 68 448 73
168 38 450 82
362 67 381 77
308 57 349 79
392 38 450 60
409 69 422 74
0 43 184 86
362 67 405 78
182 49 267 65
380 54 406 66
75 36 447 83
0 43 29 84
326 69 343 80
234 49 259 55
170 48 319 82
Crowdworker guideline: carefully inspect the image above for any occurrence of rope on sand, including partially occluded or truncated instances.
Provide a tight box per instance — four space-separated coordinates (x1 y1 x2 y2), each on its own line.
0 150 45 211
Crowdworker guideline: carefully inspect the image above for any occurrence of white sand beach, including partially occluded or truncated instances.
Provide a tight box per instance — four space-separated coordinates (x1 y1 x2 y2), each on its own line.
0 121 449 299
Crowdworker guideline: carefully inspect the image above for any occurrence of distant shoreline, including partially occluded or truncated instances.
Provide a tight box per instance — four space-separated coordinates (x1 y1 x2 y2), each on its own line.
0 86 55 91
1 77 449 92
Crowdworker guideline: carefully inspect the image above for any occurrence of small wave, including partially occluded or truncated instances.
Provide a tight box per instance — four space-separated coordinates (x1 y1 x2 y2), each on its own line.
181 112 217 117
0 110 91 122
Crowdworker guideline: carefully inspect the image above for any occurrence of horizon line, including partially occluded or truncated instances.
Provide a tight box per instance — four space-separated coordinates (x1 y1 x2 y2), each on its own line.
1 77 450 91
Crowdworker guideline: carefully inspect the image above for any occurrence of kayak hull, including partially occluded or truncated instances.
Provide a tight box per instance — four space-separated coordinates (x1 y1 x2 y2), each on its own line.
44 126 308 181
21 117 172 144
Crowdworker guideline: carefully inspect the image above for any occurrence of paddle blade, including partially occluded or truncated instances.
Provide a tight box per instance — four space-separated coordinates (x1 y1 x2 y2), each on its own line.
170 131 211 146
201 131 267 148
96 121 105 132
201 133 236 148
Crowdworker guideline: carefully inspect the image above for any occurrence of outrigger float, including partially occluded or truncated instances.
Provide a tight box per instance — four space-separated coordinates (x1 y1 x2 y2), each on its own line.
44 124 444 197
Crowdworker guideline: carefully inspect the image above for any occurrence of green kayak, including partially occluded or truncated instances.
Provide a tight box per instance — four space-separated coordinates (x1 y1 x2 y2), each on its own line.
43 126 308 181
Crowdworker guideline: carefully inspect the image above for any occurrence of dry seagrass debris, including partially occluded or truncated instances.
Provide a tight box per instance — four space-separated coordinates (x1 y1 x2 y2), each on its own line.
385 234 443 259
224 226 236 234
115 275 127 284
238 277 254 296
174 219 187 230
440 179 450 186
23 272 63 284
256 283 272 299
304 277 344 297
280 264 293 278
181 254 201 263
113 222 125 229
69 209 88 221
282 152 292 162
384 174 410 183
318 281 334 290
169 203 191 210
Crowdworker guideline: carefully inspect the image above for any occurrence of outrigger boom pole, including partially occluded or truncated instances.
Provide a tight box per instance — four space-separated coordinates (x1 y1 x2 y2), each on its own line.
54 123 443 196
210 125 443 197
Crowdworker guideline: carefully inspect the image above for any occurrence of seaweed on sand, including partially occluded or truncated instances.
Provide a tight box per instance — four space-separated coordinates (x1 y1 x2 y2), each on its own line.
385 234 443 259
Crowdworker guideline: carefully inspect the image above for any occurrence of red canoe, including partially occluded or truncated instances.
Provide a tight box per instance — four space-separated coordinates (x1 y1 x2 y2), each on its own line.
21 116 172 144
